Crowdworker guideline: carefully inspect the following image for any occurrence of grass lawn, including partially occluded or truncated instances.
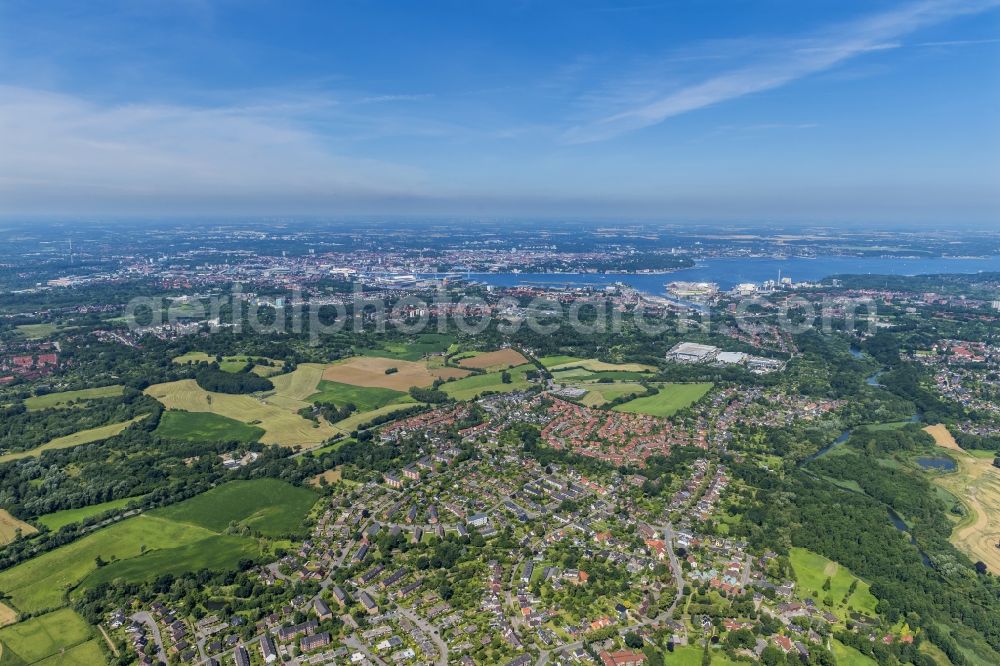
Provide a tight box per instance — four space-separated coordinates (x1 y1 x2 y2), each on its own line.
661 645 704 665
789 547 879 619
155 410 264 443
151 479 317 536
0 515 215 614
24 385 124 411
0 416 147 464
0 510 37 547
307 380 410 412
831 639 877 666
0 608 94 665
34 496 145 532
613 383 713 417
440 364 533 400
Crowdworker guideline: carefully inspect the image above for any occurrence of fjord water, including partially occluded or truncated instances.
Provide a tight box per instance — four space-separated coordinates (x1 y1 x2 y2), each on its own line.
464 255 1000 292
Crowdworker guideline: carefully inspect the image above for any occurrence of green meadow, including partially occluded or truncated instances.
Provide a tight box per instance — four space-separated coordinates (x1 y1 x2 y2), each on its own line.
0 479 315 615
24 385 124 411
0 515 215 614
154 410 264 443
308 380 410 412
789 547 879 619
151 478 318 536
612 382 713 417
440 364 533 400
0 608 95 665
35 496 144 532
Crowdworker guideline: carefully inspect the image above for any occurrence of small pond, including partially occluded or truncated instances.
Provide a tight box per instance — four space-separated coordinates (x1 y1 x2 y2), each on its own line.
916 457 956 471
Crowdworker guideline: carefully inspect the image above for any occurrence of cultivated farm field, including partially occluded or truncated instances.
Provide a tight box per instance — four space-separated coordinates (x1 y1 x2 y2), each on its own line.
322 356 468 391
549 358 657 373
457 348 528 370
0 608 95 665
440 364 533 400
0 510 36 547
35 496 144 532
152 478 317 536
155 410 264 443
0 479 315 615
0 515 217 614
145 378 337 446
308 380 411 412
925 424 1000 573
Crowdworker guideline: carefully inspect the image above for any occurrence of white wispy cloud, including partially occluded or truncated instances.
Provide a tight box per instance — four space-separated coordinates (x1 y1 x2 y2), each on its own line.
563 0 1000 143
0 85 428 213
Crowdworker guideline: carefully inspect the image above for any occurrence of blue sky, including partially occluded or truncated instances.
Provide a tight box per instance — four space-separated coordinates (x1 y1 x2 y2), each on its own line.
0 0 998 224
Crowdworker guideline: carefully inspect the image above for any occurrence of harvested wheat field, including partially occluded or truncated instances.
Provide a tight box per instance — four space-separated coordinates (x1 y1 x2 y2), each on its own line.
0 509 37 546
924 423 961 451
322 356 468 391
269 363 326 401
457 348 528 370
0 602 16 627
925 424 1000 572
145 379 338 446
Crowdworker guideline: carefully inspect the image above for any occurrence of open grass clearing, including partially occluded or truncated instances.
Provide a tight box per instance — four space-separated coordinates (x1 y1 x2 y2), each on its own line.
612 383 712 417
322 356 467 391
0 416 147 464
24 386 124 411
456 348 528 370
154 410 263 443
307 380 410 412
0 511 37 547
789 547 878 619
0 608 94 665
34 496 145 532
0 604 16 628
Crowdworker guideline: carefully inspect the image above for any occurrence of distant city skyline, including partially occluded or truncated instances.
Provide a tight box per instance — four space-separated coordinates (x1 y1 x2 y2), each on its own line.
1 0 998 223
